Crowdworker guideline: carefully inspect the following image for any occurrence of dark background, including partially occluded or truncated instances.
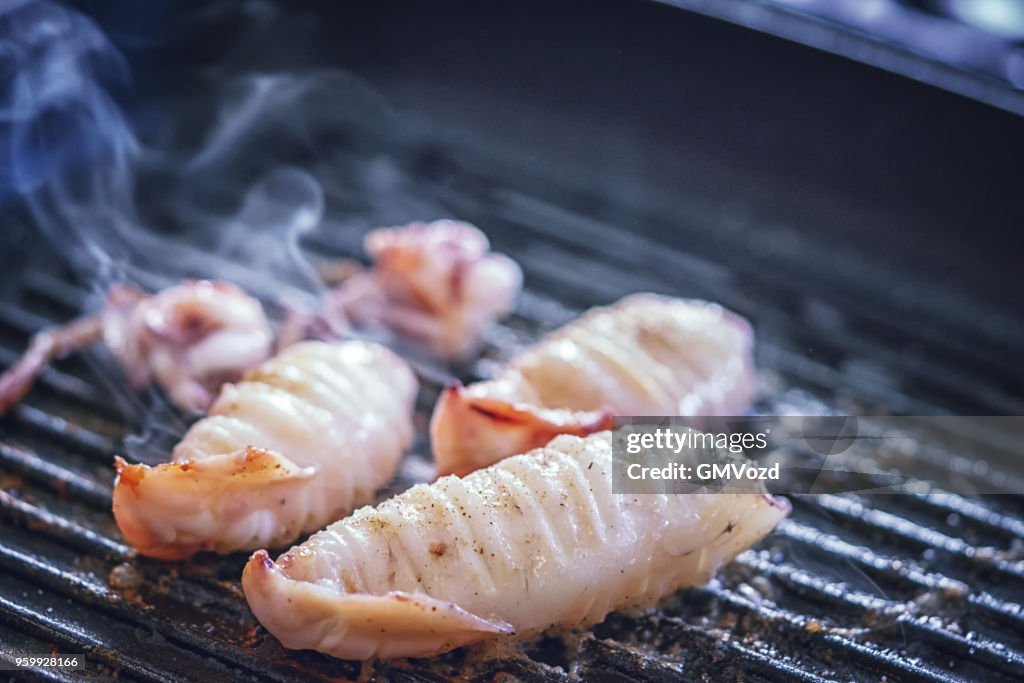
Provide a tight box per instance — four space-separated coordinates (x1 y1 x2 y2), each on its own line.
64 0 1022 305
5 0 1021 402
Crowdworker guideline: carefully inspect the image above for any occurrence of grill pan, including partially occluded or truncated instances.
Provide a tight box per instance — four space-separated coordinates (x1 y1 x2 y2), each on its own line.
3 1 1024 681
2 189 1023 681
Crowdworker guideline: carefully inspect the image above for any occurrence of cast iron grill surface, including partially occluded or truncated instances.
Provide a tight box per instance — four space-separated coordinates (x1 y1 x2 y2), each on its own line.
657 0 1024 117
1 152 1023 682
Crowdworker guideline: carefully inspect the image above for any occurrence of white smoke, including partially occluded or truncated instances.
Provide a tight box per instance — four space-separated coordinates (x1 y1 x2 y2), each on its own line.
1 0 450 454
2 0 441 302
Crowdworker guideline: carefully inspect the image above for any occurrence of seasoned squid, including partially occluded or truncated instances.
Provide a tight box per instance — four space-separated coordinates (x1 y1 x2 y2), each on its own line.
322 220 522 358
243 431 789 660
431 293 756 476
0 280 272 415
113 340 417 560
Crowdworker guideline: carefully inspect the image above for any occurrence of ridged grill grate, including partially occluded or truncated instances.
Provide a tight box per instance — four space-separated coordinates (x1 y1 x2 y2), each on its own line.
1 162 1023 681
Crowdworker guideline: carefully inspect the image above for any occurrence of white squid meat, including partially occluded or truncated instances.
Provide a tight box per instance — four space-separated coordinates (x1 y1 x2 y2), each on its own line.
112 340 417 559
431 293 756 476
242 431 789 660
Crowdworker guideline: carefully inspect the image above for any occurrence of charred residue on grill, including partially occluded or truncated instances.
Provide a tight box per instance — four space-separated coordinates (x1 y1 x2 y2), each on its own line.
4 256 1024 681
2 214 1024 683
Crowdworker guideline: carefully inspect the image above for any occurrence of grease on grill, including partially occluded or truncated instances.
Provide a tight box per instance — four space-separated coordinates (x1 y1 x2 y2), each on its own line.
107 562 142 591
2 253 1024 681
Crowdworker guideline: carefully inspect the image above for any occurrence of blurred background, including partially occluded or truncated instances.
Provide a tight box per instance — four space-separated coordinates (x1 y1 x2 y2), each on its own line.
53 0 1024 297
3 0 1022 390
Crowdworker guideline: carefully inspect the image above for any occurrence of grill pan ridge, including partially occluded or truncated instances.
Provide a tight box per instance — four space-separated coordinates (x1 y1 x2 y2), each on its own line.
2 112 1024 683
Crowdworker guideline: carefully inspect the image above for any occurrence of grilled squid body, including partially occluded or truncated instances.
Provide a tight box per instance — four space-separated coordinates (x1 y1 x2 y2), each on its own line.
112 341 417 560
431 293 756 476
325 220 522 358
243 432 789 660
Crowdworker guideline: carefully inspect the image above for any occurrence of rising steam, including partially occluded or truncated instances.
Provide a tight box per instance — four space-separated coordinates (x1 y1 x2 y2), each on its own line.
2 0 438 298
1 0 447 458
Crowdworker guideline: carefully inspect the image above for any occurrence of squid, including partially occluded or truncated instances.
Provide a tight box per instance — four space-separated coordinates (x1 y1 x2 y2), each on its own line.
0 280 273 415
112 340 417 560
323 220 522 359
431 293 756 476
242 431 789 660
